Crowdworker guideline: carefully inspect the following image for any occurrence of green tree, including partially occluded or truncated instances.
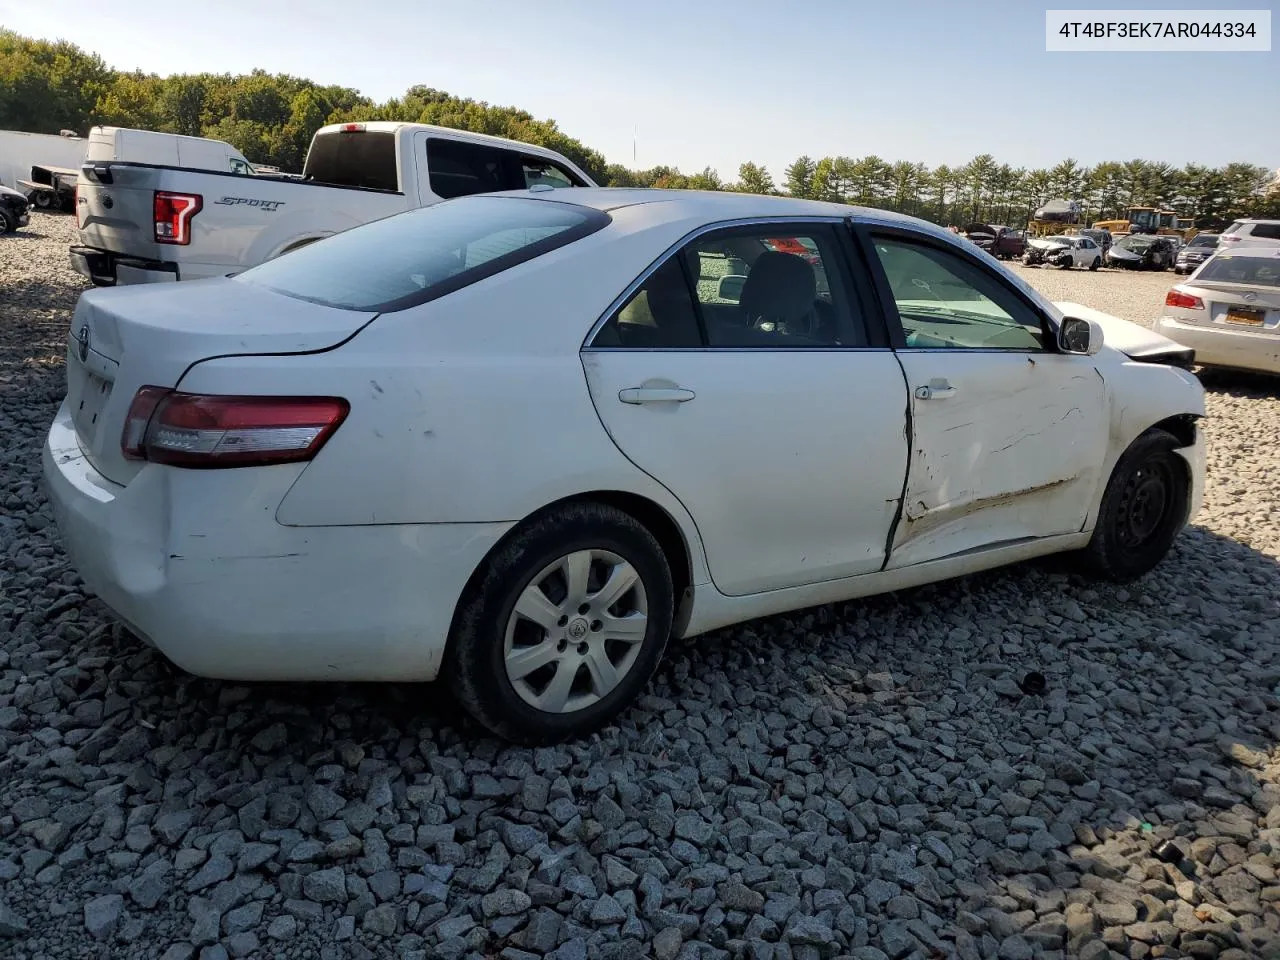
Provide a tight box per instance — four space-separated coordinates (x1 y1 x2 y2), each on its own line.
735 161 775 195
785 156 817 199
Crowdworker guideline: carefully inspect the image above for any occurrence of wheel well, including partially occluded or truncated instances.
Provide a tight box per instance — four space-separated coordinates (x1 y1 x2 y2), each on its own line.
1149 413 1198 449
443 491 695 661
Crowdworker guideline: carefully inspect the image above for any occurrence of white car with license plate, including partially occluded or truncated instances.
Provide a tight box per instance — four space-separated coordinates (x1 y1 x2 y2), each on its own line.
1159 247 1280 375
44 189 1207 743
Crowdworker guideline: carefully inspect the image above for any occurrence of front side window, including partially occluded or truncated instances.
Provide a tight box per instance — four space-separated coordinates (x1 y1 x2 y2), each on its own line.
522 158 583 189
236 196 608 312
871 236 1045 350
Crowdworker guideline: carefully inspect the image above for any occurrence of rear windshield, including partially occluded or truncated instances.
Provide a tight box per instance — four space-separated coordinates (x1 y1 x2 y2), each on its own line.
235 196 610 312
1196 255 1280 287
303 131 399 191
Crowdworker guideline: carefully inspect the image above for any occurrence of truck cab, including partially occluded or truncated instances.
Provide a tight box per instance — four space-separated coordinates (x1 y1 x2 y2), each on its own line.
72 122 596 286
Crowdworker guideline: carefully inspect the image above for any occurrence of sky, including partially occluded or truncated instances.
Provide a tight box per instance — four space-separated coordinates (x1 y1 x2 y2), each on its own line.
2 0 1277 182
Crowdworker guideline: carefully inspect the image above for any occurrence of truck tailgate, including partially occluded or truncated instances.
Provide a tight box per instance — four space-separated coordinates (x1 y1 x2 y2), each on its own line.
77 163 164 261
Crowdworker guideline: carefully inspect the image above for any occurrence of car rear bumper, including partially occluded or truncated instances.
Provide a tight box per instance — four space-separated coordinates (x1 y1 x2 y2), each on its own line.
42 400 512 682
1157 316 1280 375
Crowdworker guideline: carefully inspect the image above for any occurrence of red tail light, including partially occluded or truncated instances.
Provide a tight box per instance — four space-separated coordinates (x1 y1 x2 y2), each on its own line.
1165 289 1204 310
154 191 202 245
122 388 349 468
339 123 366 132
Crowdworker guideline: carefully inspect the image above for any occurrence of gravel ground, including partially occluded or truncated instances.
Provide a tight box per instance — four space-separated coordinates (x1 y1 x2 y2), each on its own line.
2 213 1280 960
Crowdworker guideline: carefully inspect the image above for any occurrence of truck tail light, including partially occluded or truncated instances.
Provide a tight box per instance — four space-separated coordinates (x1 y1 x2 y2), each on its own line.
1165 289 1204 310
339 123 366 132
121 388 349 468
154 191 202 244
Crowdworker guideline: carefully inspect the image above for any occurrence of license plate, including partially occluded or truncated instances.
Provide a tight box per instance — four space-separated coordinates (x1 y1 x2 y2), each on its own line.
1225 307 1265 326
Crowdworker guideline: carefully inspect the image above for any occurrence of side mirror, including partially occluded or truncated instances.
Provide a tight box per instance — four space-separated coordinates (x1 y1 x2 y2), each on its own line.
717 274 747 302
1058 316 1104 356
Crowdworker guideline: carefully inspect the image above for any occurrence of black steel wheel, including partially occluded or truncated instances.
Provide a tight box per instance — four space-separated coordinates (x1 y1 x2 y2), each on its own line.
1076 428 1191 582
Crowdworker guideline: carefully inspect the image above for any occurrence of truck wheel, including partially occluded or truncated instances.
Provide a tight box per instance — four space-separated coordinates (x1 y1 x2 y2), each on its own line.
32 192 53 210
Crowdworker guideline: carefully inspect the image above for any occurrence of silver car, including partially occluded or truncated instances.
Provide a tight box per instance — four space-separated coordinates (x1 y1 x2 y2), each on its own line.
1158 247 1280 375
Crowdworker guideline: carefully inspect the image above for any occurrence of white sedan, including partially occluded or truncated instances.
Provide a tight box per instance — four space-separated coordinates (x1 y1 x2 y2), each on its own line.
44 189 1207 742
1158 247 1280 375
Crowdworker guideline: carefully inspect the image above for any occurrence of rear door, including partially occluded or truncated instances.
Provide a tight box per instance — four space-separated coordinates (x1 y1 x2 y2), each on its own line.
582 218 910 597
857 222 1109 569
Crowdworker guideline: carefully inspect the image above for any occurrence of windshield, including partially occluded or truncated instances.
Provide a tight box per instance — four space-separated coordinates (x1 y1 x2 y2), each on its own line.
1196 255 1280 287
1189 234 1219 248
236 196 609 312
1116 235 1154 251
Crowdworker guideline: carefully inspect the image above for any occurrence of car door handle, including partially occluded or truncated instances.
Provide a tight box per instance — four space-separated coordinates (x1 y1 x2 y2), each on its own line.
914 380 957 401
618 386 696 405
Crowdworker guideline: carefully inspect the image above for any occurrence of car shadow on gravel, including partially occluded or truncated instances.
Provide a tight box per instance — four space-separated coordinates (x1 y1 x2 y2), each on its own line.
13 517 1273 958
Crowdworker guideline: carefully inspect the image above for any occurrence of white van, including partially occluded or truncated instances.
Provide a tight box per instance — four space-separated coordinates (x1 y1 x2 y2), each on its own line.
86 127 256 175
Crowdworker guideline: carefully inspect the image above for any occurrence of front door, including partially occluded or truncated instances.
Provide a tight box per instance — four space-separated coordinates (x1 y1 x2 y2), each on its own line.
861 227 1109 569
582 220 910 597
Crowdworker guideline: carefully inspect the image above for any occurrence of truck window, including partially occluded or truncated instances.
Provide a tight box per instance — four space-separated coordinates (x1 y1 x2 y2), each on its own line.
229 158 252 176
521 158 584 189
235 195 609 312
426 138 522 199
303 130 399 191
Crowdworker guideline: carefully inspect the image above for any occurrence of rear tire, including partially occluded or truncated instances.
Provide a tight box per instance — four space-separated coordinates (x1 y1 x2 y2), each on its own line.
32 192 53 210
1076 428 1191 582
445 502 674 744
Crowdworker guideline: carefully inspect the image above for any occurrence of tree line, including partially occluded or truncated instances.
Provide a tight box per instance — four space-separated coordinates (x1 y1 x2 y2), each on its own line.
4 30 1277 229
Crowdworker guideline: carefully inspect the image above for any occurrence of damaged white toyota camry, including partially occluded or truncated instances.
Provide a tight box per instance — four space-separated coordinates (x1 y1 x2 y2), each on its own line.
44 189 1206 742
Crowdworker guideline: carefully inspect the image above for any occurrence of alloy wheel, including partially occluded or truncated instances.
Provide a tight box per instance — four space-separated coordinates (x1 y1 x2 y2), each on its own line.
503 549 648 713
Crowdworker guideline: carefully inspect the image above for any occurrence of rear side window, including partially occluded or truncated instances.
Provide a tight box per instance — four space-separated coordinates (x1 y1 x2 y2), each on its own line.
426 138 586 199
1252 223 1280 240
427 138 514 199
303 131 399 191
236 196 609 312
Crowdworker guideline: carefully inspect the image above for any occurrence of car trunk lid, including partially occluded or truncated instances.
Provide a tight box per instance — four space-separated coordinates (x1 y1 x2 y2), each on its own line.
64 278 377 486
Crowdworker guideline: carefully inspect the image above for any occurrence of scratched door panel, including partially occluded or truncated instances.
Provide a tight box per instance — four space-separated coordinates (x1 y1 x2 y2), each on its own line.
886 350 1107 569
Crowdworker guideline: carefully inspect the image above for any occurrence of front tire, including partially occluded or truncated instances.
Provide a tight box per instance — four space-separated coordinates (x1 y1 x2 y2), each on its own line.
1090 257 1101 271
445 502 674 743
1077 428 1190 582
0 209 12 234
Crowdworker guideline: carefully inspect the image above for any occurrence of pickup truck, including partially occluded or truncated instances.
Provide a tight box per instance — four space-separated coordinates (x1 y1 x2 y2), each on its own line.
71 121 597 286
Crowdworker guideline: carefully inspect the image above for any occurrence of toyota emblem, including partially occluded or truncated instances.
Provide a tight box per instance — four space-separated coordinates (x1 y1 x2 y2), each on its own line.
76 325 90 363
